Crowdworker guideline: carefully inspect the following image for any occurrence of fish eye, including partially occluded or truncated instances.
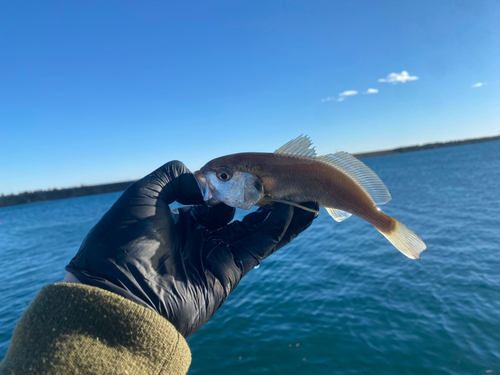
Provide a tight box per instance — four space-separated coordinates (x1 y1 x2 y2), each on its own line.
216 168 233 181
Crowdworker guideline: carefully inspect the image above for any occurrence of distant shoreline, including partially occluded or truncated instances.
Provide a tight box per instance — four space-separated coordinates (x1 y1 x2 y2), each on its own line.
0 181 135 208
353 134 500 159
1 134 499 208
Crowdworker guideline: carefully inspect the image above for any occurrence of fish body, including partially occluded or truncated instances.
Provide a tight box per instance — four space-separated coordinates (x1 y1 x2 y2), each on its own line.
195 135 426 259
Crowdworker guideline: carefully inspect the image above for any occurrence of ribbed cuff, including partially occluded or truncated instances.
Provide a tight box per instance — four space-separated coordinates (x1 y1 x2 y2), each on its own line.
0 283 191 375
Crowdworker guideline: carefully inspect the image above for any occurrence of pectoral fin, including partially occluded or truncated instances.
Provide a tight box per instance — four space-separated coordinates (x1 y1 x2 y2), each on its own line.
270 199 319 213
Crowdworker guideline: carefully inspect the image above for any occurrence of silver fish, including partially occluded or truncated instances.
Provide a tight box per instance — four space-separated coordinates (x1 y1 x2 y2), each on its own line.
194 135 426 259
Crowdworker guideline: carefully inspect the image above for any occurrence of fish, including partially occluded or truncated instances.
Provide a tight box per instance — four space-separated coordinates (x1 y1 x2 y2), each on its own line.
194 135 426 259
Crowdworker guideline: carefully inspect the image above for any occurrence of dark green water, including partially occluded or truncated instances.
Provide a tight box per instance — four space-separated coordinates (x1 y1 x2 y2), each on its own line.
1 141 499 374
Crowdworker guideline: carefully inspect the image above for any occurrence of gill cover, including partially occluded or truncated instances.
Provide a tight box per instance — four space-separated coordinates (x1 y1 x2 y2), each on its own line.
194 170 264 210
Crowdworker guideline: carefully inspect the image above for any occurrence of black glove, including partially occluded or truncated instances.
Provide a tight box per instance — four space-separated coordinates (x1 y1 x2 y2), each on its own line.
66 161 318 337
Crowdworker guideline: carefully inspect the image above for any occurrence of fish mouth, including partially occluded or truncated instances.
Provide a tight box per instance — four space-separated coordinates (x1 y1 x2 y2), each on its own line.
194 170 215 203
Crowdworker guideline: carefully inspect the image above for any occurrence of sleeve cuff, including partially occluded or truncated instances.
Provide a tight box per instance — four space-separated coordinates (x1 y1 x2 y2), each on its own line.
0 283 191 375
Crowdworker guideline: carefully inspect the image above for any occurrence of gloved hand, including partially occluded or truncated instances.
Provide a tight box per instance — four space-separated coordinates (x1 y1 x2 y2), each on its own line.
66 161 318 338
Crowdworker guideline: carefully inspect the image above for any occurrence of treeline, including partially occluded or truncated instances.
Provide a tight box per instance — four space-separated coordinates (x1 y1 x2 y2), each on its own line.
354 135 500 159
2 134 499 208
0 181 134 208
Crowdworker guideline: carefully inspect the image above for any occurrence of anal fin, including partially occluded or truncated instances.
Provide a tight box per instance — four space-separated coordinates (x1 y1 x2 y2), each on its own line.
326 207 352 222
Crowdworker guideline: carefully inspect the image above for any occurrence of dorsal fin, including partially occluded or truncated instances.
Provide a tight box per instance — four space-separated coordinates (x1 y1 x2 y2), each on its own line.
318 152 392 205
274 135 317 158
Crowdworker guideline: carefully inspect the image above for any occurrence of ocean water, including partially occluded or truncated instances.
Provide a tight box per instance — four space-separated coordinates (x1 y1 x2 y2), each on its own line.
1 141 499 374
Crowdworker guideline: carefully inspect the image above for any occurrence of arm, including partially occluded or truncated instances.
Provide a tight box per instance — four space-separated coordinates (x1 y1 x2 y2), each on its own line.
0 161 317 375
0 283 191 375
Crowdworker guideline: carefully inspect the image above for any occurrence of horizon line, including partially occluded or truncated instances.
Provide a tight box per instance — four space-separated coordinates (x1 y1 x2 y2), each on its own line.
2 133 499 199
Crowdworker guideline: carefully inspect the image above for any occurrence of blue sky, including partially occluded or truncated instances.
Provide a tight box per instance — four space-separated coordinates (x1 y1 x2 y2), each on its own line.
1 1 499 195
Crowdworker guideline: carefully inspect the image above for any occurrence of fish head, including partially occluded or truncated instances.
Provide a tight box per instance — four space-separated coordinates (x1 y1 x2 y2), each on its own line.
194 156 264 210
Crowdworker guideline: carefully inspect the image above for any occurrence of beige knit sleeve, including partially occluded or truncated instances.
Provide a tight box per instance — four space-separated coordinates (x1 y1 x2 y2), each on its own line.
0 283 191 375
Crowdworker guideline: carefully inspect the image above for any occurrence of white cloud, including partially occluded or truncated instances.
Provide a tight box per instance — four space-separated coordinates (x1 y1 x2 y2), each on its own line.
321 97 336 102
339 90 358 97
322 90 358 103
472 82 486 88
378 71 418 84
364 88 379 94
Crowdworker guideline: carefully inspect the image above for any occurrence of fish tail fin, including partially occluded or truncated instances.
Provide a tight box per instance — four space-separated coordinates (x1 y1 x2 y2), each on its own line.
377 219 426 259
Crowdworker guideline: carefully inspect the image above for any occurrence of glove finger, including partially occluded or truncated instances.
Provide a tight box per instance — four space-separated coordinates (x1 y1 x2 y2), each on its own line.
203 203 293 294
229 204 294 275
208 207 273 243
125 161 204 208
273 202 319 252
189 202 236 231
159 161 204 205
